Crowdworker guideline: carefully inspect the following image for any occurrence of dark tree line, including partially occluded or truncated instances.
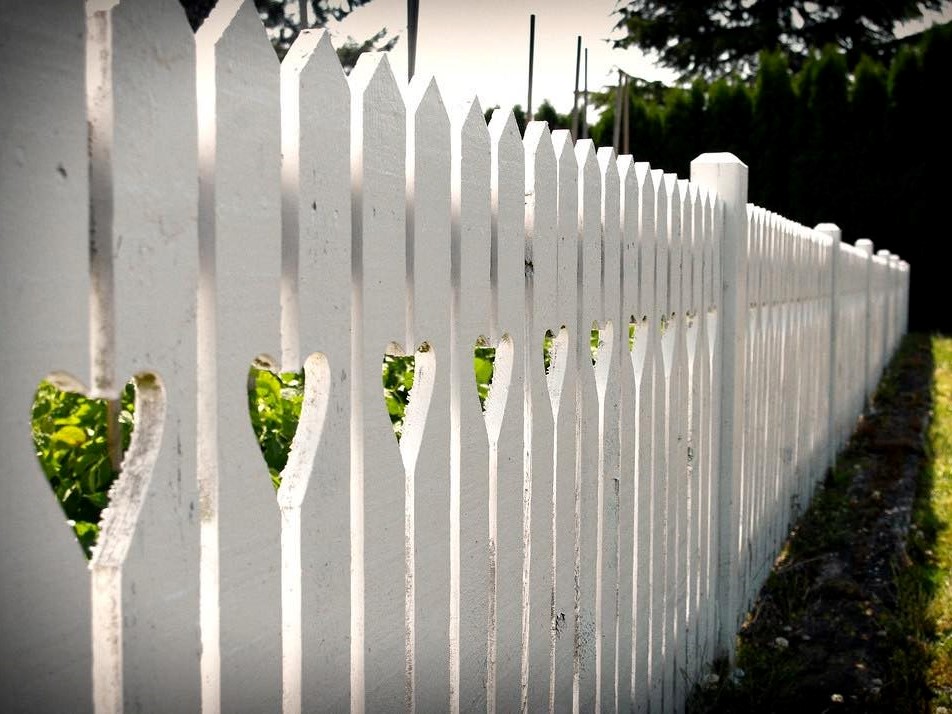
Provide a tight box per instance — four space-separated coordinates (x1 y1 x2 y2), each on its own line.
613 0 950 79
591 23 952 332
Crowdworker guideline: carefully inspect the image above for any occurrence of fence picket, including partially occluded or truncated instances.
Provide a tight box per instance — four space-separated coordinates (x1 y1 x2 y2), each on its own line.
649 167 668 711
195 3 282 711
406 76 452 712
0 2 92 711
551 129 579 713
349 52 408 713
452 95 492 714
597 146 622 713
575 138 602 713
487 109 525 714
280 28 353 714
522 121 559 713
87 1 202 709
615 155 639 714
633 162 658 714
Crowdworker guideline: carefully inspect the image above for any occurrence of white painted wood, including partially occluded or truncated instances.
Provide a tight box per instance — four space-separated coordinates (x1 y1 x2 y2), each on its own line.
765 212 782 573
280 28 353 714
522 121 559 714
661 173 684 712
195 4 282 711
0 2 91 710
697 189 718 680
614 155 639 714
550 129 578 714
86 1 201 709
597 146 621 714
855 239 874 409
407 75 452 714
689 153 749 662
683 182 704 691
815 223 841 475
648 167 668 714
487 108 525 714
632 163 658 714
704 193 723 668
1 24 918 711
574 139 601 714
451 95 492 714
349 52 408 713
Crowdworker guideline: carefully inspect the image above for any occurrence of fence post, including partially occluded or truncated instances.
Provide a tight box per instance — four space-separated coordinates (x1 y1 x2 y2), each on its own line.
815 223 841 465
689 153 748 662
855 239 874 409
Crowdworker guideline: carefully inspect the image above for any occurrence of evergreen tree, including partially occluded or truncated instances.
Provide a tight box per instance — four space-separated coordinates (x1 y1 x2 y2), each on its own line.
662 81 707 176
751 50 796 216
847 56 889 238
706 77 753 166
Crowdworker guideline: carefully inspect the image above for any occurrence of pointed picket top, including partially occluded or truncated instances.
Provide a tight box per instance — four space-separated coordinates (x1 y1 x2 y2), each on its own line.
196 0 268 48
574 138 598 177
408 74 445 118
551 128 574 168
301 28 344 79
663 173 681 317
575 140 599 239
618 155 639 317
524 120 556 186
488 107 521 148
688 183 703 316
485 103 526 714
350 50 399 103
598 145 621 318
454 93 487 134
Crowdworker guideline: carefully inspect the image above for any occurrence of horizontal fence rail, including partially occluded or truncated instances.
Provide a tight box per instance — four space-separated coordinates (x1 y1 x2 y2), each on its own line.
0 1 910 712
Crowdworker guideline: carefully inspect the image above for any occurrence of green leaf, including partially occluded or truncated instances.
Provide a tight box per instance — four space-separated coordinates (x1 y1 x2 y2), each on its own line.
52 425 87 447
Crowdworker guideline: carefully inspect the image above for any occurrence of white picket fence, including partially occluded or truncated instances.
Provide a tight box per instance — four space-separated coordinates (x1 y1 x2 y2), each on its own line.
0 1 910 713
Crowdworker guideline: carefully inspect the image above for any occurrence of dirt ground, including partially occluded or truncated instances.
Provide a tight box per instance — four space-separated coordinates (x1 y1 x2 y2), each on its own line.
690 335 938 713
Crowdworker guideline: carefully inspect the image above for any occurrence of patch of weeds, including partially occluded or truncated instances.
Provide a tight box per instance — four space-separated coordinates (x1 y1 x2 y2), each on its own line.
689 334 943 713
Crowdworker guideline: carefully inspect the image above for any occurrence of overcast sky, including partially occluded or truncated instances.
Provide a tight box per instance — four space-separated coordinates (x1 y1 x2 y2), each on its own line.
324 0 678 119
323 0 952 121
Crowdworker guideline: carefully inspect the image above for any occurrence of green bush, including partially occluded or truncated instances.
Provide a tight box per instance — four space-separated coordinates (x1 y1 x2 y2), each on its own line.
31 380 135 557
33 348 505 558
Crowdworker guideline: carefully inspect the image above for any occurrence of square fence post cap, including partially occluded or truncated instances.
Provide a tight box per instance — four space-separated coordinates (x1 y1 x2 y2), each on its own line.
690 152 748 168
814 223 842 241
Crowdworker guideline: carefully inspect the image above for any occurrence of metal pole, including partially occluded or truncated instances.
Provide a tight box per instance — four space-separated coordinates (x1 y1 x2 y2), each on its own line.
613 70 623 154
622 76 630 155
581 47 589 139
301 0 310 30
527 14 535 121
407 0 419 83
571 35 581 140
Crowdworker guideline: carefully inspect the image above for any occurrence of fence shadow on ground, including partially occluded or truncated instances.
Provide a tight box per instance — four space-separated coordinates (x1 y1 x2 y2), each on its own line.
687 333 940 713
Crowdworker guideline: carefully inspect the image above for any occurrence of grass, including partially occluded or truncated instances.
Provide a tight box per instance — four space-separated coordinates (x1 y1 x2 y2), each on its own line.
919 335 952 707
688 333 952 712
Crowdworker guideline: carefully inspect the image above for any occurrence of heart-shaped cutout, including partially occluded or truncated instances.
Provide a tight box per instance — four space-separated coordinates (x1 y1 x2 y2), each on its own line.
382 342 436 475
542 327 570 415
474 334 515 444
247 356 303 491
591 321 615 396
247 354 331 507
629 315 650 381
31 373 147 559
